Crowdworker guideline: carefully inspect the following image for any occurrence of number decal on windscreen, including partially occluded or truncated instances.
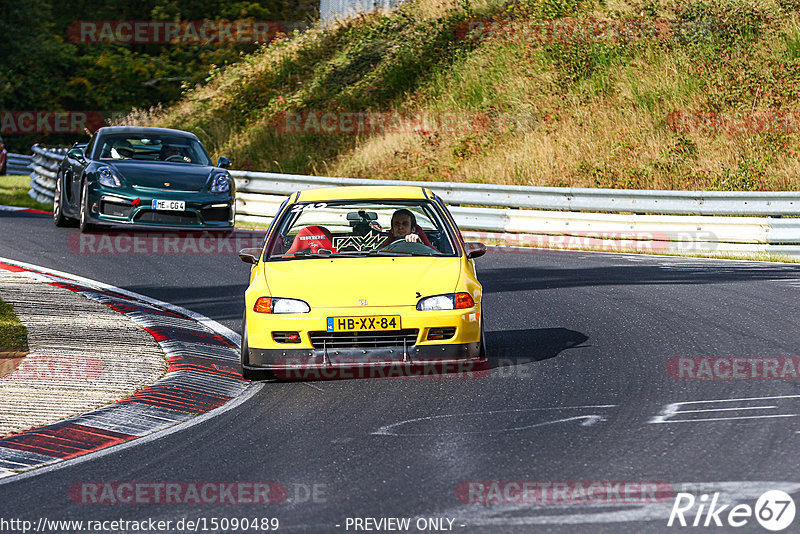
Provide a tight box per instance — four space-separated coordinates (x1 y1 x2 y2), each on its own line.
290 202 327 213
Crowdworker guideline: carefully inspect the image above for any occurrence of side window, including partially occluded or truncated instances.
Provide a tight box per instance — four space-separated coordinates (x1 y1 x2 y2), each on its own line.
99 138 114 159
85 136 96 159
412 209 436 230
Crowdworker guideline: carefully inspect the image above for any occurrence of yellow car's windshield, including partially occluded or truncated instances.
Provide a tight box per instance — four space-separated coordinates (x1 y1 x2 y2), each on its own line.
265 200 458 260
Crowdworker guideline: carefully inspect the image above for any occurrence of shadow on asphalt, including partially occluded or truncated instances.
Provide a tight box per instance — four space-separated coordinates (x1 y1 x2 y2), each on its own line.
479 264 800 293
484 327 588 369
124 283 247 325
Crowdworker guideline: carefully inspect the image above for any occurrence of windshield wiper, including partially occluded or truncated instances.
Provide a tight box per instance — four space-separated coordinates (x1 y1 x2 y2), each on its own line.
367 249 434 257
272 249 334 260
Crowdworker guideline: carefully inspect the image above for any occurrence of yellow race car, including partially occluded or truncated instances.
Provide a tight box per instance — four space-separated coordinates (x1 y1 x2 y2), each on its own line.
238 185 486 380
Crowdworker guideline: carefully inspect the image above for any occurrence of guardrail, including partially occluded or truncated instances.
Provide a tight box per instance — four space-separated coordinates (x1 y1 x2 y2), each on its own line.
6 153 33 176
232 170 800 216
27 145 800 258
28 145 67 204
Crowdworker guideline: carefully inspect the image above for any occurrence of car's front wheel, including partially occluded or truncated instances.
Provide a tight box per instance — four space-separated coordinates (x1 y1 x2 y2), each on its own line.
53 173 74 227
479 314 487 359
240 318 256 380
78 180 96 233
240 315 276 381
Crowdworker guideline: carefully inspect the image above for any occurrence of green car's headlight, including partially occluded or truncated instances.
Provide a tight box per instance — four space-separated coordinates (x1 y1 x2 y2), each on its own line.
210 172 231 193
97 166 123 188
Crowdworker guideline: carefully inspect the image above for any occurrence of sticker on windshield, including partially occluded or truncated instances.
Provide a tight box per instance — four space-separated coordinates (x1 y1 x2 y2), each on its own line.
334 230 383 252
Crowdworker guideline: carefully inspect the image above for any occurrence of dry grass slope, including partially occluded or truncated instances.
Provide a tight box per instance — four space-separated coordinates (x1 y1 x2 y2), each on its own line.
123 0 800 190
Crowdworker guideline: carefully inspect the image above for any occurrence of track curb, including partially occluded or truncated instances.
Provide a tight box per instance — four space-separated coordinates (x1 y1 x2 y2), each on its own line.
0 259 250 480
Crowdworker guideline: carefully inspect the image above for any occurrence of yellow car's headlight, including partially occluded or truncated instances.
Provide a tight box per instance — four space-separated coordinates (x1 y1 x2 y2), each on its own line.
253 297 310 314
416 292 474 311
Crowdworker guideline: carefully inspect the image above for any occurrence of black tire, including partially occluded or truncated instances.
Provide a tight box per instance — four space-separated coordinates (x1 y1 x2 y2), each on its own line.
53 173 73 227
479 315 487 359
240 315 277 381
78 180 96 233
241 367 262 381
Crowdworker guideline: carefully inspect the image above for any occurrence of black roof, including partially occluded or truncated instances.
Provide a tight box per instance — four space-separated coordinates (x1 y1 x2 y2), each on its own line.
94 126 199 140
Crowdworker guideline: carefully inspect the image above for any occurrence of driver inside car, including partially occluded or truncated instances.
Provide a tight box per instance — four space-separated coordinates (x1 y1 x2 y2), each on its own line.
380 209 435 249
160 144 191 162
111 139 134 159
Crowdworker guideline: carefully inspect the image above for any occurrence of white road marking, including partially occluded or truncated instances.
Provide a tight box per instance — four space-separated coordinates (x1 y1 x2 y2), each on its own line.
650 395 800 424
372 406 616 436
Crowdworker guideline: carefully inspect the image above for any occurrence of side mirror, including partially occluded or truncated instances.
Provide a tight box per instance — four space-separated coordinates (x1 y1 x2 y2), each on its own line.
68 148 85 160
464 242 486 259
238 247 261 264
217 156 231 169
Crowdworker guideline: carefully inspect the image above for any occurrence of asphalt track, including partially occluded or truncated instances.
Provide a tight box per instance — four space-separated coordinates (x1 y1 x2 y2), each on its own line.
2 208 800 533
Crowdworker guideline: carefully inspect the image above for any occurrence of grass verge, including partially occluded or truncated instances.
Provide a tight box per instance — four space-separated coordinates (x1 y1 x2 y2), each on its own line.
0 297 29 357
0 175 52 211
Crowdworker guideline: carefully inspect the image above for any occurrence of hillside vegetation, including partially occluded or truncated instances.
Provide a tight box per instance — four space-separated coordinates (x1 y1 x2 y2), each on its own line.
0 0 316 152
137 0 800 190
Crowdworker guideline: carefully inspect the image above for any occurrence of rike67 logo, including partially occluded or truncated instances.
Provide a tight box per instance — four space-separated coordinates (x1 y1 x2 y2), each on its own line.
668 490 796 531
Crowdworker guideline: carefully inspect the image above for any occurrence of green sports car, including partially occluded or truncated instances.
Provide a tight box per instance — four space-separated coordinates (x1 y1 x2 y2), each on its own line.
54 126 234 232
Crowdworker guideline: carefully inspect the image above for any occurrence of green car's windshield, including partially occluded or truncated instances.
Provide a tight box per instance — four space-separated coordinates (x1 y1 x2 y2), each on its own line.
96 134 212 166
265 200 458 260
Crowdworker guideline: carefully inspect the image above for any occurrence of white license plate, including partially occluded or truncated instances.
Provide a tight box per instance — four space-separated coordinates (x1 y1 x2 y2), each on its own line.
152 199 185 211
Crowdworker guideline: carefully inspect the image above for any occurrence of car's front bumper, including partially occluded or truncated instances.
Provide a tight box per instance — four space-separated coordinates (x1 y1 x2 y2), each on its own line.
86 189 234 229
243 343 485 380
246 341 481 365
243 304 483 378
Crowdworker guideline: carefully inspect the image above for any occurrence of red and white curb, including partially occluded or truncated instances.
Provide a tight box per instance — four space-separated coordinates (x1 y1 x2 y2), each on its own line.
0 258 255 481
0 206 51 215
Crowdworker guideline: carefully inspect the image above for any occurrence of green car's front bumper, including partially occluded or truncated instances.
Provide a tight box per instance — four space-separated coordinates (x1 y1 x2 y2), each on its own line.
86 187 234 230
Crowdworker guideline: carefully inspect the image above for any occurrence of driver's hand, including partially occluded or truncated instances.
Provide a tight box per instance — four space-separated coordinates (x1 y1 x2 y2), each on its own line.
405 234 419 243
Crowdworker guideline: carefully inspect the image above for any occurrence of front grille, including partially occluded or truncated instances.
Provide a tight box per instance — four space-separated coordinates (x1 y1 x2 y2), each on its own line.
134 210 198 225
201 206 230 222
100 200 133 218
309 329 419 349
